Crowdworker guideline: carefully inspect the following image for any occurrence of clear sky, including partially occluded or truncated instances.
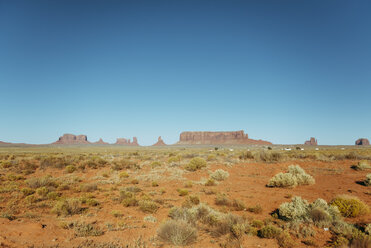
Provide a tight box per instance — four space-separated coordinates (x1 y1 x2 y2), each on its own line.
0 0 370 145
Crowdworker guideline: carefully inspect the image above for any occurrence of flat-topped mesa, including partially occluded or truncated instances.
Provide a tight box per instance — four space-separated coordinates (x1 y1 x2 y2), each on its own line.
152 136 167 146
304 137 318 146
53 134 90 145
94 138 109 145
177 130 272 145
115 137 139 146
355 138 370 146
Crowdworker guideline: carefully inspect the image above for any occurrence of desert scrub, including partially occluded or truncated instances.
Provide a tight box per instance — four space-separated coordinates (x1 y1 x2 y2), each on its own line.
215 193 231 206
138 199 159 213
330 195 370 217
247 204 263 214
210 169 229 181
364 174 371 186
79 183 98 192
25 175 58 189
204 178 216 186
64 222 104 237
352 160 371 171
276 231 295 248
120 190 138 207
258 224 282 238
52 198 83 216
151 161 161 168
177 188 189 196
157 219 197 246
65 165 76 173
111 210 123 218
278 197 341 224
259 151 285 162
21 188 35 196
267 165 314 188
119 171 129 178
185 157 206 171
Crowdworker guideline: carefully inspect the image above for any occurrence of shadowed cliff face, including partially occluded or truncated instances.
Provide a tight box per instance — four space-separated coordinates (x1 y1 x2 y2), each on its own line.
177 130 272 145
355 138 370 146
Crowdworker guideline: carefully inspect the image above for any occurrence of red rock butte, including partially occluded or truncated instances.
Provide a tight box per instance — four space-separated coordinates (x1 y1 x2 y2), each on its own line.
355 138 370 146
115 137 139 146
304 137 318 146
94 138 109 145
177 130 271 145
152 136 167 146
53 134 90 145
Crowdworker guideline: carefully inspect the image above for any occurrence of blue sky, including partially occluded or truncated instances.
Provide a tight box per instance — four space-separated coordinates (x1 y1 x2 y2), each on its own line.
0 0 370 145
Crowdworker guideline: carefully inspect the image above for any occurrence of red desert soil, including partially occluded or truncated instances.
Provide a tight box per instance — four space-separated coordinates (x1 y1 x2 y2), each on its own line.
0 160 370 248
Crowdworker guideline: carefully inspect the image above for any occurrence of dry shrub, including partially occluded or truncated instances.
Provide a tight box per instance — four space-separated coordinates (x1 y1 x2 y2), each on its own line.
73 222 104 237
157 219 197 246
185 157 206 171
138 200 159 213
52 198 83 216
259 151 285 162
210 169 229 181
276 231 295 248
352 160 371 171
25 175 58 189
268 165 314 188
330 195 370 218
247 204 263 214
364 174 371 186
215 193 231 206
258 224 282 238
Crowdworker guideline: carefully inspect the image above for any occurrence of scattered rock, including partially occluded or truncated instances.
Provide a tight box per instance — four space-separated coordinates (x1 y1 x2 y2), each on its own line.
304 137 318 146
355 138 370 146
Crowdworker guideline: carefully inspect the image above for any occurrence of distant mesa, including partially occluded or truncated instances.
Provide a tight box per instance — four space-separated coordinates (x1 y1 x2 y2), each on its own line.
152 136 167 146
304 137 318 146
115 137 139 146
94 138 109 145
177 130 272 145
355 138 370 146
53 134 90 145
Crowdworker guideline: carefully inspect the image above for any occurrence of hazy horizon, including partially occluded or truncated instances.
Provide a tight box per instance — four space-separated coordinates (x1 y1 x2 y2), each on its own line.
1 0 370 145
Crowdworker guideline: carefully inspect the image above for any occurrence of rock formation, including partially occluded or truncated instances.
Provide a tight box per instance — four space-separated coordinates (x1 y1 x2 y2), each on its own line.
94 138 109 145
152 136 167 146
355 138 370 146
53 134 90 145
115 137 139 146
304 137 318 146
177 130 272 145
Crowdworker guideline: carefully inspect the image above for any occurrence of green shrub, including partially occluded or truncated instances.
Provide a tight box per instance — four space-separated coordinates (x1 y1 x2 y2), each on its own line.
258 224 282 238
111 210 123 218
47 191 60 200
185 158 206 171
151 161 161 168
157 219 197 246
330 195 370 217
210 169 229 181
